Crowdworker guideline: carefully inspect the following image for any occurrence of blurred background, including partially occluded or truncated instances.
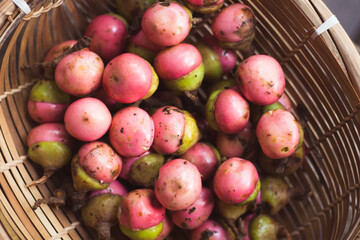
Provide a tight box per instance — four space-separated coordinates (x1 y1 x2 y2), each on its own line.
323 0 360 49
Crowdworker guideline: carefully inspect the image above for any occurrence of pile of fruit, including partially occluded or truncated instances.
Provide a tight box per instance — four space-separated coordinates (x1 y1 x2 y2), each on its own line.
25 0 308 239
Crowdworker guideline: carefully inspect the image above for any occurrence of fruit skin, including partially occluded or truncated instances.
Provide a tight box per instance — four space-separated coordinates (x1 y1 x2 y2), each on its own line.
85 14 128 62
195 42 223 82
236 54 285 106
206 89 250 134
278 93 292 112
175 110 200 155
248 214 278 240
190 219 232 240
55 50 104 96
88 180 128 198
81 193 122 240
77 141 122 183
109 106 154 157
102 53 156 103
120 222 163 240
211 4 256 50
28 80 70 123
216 122 254 158
154 159 202 211
171 187 215 230
256 109 300 159
115 0 156 23
214 197 248 220
141 2 192 47
154 43 204 92
64 97 112 142
43 40 77 62
27 123 73 148
154 214 174 240
180 142 221 181
118 189 166 230
185 0 224 14
213 158 259 204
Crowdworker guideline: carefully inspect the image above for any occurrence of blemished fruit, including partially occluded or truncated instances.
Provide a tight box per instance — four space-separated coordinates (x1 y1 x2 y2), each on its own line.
184 0 224 14
190 219 232 240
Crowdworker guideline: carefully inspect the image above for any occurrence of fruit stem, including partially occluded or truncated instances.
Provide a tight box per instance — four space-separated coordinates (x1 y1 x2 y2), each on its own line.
32 188 66 210
183 90 205 111
26 168 55 188
96 222 112 240
276 224 292 240
275 157 289 174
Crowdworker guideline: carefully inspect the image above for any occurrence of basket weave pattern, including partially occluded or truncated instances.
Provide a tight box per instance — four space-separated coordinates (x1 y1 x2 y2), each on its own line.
0 0 360 239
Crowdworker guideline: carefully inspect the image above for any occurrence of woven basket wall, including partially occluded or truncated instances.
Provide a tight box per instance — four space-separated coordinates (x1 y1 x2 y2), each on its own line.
0 0 359 239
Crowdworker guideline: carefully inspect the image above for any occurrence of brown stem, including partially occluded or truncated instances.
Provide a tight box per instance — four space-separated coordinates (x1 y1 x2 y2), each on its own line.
288 188 313 201
192 17 203 25
26 168 55 188
96 222 112 240
224 218 243 240
183 90 205 111
275 158 289 174
32 189 66 210
276 225 292 240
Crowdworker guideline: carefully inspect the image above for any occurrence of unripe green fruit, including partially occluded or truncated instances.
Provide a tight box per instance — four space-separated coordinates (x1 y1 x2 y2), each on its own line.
249 214 277 240
196 43 222 82
30 79 70 103
115 0 156 23
205 89 222 131
175 110 200 155
28 141 72 169
261 176 291 215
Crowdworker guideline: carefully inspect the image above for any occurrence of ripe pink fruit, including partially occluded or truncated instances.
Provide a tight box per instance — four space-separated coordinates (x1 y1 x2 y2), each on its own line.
88 180 128 198
142 2 192 47
55 50 104 96
27 123 73 148
85 14 128 62
154 159 202 211
64 97 112 142
256 109 300 159
171 187 214 229
236 54 285 105
109 106 154 157
102 53 155 103
190 219 231 240
78 141 122 183
213 158 259 204
118 189 166 230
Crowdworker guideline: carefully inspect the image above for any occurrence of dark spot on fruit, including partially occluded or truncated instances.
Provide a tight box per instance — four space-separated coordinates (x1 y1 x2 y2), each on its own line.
238 137 248 147
265 91 271 95
178 138 183 147
200 230 215 240
295 157 301 163
133 113 137 116
241 21 247 27
281 147 289 152
183 161 187 164
162 107 172 115
160 2 170 6
267 134 272 137
267 81 274 87
195 75 197 78
120 128 124 133
165 139 169 142
185 217 192 222
113 74 119 82
109 62 112 65
90 212 93 216
219 30 225 36
188 207 196 214
181 222 188 228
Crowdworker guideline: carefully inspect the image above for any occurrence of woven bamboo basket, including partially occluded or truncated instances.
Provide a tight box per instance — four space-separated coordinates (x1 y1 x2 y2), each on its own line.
0 0 360 239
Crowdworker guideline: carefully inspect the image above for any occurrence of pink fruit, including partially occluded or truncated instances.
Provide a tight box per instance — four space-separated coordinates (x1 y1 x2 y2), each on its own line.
151 106 185 154
88 180 128 198
211 4 256 50
64 97 112 142
142 2 192 47
155 214 174 240
180 142 221 181
171 187 214 229
256 109 300 159
85 14 128 62
190 219 231 240
93 87 117 108
236 54 285 105
78 141 122 183
213 158 259 204
55 50 104 96
154 159 202 211
27 123 73 148
109 106 154 157
28 100 68 123
102 53 155 103
43 40 77 62
118 189 166 230
216 122 254 158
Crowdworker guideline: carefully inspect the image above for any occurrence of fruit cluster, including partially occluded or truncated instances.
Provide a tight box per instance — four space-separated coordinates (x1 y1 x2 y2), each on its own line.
25 1 307 239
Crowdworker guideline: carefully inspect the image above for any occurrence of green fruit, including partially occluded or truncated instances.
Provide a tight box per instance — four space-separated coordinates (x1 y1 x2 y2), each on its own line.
209 78 237 93
196 43 222 82
128 44 158 64
215 197 248 219
261 177 291 215
249 214 277 240
115 0 156 23
120 221 163 240
71 154 109 192
129 153 165 187
239 179 261 206
162 63 205 92
28 141 72 169
142 64 159 100
81 193 122 240
30 80 70 103
175 110 200 155
205 89 222 131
